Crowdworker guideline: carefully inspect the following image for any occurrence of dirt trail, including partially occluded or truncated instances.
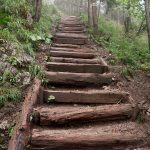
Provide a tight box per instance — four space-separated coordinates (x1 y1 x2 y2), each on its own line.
9 16 150 150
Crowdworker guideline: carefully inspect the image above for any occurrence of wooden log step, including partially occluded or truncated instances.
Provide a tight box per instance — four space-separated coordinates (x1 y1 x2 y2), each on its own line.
43 89 129 104
50 51 96 59
46 62 108 73
45 71 113 87
59 26 84 31
33 104 133 125
50 47 94 53
55 33 87 39
62 16 80 20
31 125 147 149
60 19 81 23
61 19 81 23
50 57 102 64
54 37 87 45
58 30 85 34
52 43 81 49
63 19 81 22
60 22 83 26
59 23 83 27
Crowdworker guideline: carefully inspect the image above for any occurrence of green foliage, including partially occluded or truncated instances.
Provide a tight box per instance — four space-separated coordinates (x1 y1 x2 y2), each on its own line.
29 63 43 78
0 0 32 17
41 78 49 87
47 95 55 103
122 67 135 80
80 14 88 26
0 13 10 26
23 43 35 57
8 123 15 137
84 15 150 73
8 56 20 66
0 69 22 86
0 1 58 59
0 87 21 108
0 1 59 109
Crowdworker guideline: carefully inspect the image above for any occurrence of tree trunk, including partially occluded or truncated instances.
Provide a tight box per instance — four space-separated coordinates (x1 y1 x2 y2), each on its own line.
34 0 42 22
124 0 131 34
144 0 150 52
136 17 146 36
33 104 133 125
88 0 91 25
91 0 98 32
98 0 101 18
124 16 131 33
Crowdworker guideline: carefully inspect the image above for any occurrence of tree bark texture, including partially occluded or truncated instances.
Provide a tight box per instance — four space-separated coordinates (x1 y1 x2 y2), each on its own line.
144 0 150 52
34 0 42 22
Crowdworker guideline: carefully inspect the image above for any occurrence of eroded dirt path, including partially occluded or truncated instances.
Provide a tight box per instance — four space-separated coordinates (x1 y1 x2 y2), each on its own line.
9 16 150 150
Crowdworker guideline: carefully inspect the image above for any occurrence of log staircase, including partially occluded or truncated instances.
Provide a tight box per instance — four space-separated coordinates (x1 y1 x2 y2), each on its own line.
29 16 149 149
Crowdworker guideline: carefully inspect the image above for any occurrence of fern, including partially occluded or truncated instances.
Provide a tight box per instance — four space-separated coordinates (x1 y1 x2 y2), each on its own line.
0 87 21 108
29 63 43 78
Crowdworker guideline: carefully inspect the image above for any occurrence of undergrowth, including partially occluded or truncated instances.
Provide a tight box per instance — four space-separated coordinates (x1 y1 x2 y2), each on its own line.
0 87 21 108
0 1 58 57
81 15 150 76
0 0 59 106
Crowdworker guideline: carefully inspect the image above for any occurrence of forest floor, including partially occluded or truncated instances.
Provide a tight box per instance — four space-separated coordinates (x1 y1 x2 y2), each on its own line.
94 43 150 108
1 17 150 149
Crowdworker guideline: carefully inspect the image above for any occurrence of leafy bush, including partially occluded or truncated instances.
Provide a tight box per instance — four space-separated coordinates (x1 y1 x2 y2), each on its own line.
83 15 150 73
0 87 21 108
29 63 43 78
0 1 59 108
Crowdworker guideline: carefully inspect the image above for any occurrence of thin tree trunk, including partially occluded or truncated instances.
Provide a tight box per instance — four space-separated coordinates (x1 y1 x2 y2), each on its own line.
136 17 146 36
98 0 101 18
144 0 150 52
88 0 91 25
91 0 98 32
34 0 42 22
124 0 131 34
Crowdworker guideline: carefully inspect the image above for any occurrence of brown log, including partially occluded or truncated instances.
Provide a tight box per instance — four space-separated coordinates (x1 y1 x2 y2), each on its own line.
58 30 85 34
43 89 129 104
33 104 133 125
8 79 41 150
50 51 95 59
60 19 82 24
50 47 94 53
60 26 84 31
31 128 146 149
54 37 87 45
55 33 87 39
61 16 81 21
50 57 102 64
46 62 108 73
45 71 113 86
52 44 81 49
59 22 83 27
59 24 83 27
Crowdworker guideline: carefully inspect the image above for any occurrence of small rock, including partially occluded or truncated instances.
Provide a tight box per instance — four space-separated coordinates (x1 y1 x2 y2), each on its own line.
0 121 9 130
146 108 150 116
112 77 115 81
22 72 31 85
